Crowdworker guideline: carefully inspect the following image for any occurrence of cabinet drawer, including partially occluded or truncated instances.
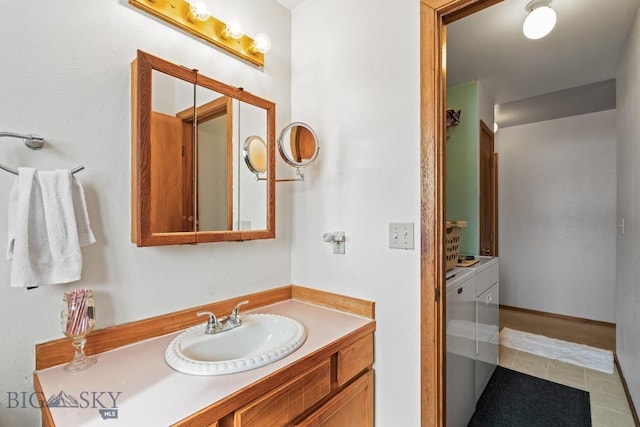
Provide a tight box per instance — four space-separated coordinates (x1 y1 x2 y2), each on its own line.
476 283 499 337
337 334 374 387
475 262 499 296
295 370 374 427
234 359 331 427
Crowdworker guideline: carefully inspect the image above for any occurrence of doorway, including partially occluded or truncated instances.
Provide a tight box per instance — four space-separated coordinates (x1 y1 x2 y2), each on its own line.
419 1 504 426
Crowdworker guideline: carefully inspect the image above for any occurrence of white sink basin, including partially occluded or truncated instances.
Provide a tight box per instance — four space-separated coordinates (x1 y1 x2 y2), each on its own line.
165 313 307 375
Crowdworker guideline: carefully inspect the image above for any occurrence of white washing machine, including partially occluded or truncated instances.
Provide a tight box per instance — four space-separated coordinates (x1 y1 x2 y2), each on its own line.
446 267 476 427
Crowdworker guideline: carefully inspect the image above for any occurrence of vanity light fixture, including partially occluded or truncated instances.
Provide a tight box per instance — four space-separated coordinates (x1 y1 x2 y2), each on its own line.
522 0 557 40
128 0 270 66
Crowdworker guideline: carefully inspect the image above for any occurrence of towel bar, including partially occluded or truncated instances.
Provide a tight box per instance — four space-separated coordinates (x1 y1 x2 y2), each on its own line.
0 131 44 150
1 131 84 175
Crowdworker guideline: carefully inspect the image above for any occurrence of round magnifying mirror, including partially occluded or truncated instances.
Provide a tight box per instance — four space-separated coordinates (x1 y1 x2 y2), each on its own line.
243 135 267 175
277 122 319 168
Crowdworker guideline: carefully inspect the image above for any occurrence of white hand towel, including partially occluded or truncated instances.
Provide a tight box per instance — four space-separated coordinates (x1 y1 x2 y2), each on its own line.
7 167 95 288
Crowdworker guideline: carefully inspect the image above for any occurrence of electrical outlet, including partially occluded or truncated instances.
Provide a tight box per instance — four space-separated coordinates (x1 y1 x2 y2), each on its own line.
333 231 345 254
389 223 414 249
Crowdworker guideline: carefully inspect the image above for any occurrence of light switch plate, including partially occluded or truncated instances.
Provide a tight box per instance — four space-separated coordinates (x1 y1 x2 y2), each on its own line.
389 223 415 249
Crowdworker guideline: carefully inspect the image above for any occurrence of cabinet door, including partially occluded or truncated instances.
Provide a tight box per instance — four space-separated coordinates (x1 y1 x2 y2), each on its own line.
475 282 499 401
446 280 476 427
295 370 373 427
234 360 331 427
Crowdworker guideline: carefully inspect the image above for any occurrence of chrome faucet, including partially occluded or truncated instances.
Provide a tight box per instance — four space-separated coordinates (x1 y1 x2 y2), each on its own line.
196 300 249 335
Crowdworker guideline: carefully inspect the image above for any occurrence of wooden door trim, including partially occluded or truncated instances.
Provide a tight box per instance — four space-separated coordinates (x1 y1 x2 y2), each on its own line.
419 0 503 426
479 119 496 256
493 152 499 256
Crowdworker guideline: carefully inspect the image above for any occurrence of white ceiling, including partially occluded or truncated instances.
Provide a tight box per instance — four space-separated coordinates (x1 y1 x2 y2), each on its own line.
447 0 640 127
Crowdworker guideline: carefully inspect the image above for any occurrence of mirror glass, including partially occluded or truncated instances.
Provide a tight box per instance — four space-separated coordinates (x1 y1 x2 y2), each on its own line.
243 136 267 175
132 50 275 246
277 122 319 168
194 83 236 232
150 69 195 234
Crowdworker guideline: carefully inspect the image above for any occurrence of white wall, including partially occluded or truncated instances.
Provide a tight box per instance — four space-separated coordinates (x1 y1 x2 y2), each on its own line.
0 1 291 425
477 80 495 131
616 4 640 411
289 0 422 425
496 110 617 323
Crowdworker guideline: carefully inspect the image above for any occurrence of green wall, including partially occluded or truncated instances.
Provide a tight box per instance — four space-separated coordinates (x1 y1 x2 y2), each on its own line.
446 81 479 255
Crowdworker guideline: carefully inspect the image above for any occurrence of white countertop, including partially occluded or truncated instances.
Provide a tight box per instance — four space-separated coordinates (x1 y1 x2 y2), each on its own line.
460 256 498 273
36 299 373 426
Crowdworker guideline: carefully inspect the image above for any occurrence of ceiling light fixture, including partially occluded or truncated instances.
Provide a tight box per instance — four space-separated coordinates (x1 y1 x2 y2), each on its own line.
522 0 557 40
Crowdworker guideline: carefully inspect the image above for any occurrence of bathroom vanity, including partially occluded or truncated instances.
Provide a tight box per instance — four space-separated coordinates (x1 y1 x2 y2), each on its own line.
33 286 375 426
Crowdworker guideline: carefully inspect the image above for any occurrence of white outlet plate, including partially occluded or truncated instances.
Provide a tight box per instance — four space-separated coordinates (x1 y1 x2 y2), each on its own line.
333 232 345 254
389 223 415 249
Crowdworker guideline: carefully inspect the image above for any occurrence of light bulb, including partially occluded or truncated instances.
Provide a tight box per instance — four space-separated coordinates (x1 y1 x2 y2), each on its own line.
494 122 499 133
187 2 210 21
523 5 556 39
222 21 244 40
251 33 272 54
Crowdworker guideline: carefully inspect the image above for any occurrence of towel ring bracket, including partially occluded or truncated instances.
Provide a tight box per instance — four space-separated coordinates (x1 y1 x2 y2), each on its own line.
1 131 84 175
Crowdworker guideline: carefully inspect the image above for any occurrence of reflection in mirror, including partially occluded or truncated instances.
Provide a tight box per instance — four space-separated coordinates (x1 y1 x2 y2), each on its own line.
243 136 267 175
238 102 268 230
131 50 275 246
150 69 195 234
278 122 319 168
192 83 235 232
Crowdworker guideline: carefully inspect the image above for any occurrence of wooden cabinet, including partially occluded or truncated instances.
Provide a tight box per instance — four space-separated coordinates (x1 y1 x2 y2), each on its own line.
337 335 373 387
229 334 374 427
234 360 332 426
295 370 373 427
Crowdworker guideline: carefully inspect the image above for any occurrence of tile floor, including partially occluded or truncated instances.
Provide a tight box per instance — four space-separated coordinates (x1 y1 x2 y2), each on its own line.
499 344 636 427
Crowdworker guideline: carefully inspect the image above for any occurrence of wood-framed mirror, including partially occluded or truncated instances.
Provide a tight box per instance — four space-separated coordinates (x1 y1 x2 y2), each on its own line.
131 50 275 246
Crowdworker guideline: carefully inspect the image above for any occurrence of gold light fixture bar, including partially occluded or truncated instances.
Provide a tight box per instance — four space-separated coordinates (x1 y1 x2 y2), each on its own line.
129 0 265 67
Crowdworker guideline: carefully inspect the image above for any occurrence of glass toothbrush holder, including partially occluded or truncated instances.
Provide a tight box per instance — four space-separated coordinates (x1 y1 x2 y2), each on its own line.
61 289 97 373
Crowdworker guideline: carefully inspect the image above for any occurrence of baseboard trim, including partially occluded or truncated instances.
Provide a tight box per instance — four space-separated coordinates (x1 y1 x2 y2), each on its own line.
499 304 616 329
614 356 640 426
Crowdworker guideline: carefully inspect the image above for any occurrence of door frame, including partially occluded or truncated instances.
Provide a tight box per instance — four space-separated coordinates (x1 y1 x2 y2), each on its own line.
419 1 503 425
479 119 497 256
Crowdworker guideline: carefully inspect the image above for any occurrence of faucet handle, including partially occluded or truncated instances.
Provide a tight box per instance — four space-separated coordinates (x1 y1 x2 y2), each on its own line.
197 311 218 334
230 300 249 321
